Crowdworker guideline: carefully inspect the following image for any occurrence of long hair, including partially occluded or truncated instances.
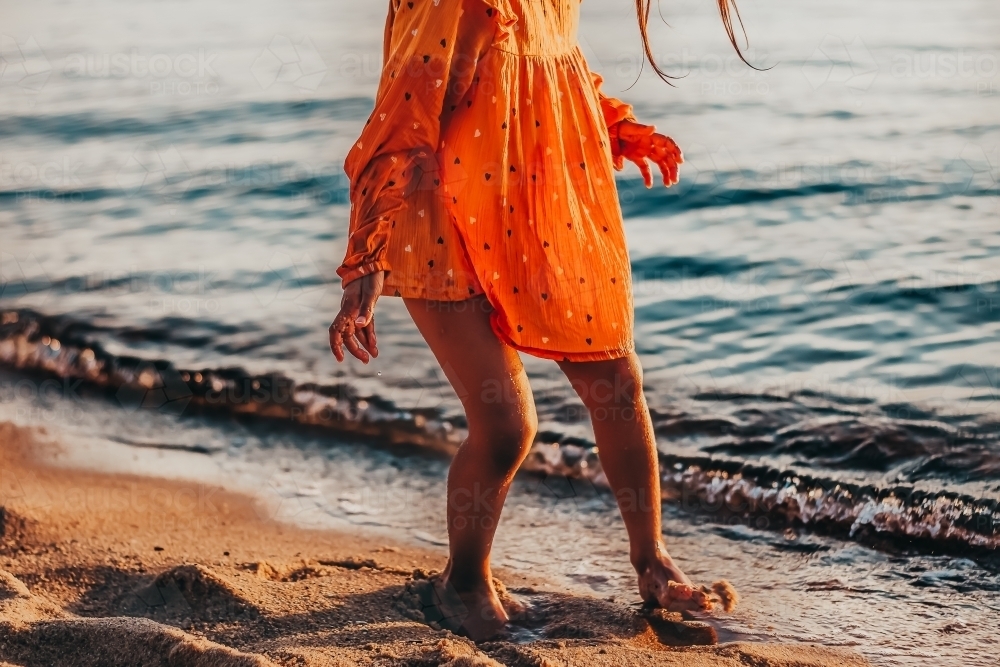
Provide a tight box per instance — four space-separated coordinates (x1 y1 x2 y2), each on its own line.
636 0 757 83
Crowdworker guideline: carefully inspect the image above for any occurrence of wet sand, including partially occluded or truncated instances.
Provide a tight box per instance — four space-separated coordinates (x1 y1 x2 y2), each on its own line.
0 422 870 666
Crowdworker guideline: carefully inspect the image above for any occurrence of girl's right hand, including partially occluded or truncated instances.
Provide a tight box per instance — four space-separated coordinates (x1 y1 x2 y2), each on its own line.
329 271 385 363
610 120 683 188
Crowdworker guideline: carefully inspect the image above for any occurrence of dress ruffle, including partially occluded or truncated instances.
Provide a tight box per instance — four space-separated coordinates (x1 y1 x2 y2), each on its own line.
482 0 518 46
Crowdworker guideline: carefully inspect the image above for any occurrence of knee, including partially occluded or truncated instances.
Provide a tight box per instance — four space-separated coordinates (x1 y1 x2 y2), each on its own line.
480 404 538 473
568 353 643 410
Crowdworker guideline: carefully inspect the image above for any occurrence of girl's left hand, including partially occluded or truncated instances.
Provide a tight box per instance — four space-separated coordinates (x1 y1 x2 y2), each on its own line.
610 120 683 188
329 271 384 363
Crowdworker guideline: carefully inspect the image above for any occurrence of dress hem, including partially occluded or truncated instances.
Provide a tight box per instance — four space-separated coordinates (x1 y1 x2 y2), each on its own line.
381 283 485 300
488 308 634 363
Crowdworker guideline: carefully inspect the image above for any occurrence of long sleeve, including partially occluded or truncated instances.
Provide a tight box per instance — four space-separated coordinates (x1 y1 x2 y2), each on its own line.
590 72 637 164
590 72 637 127
338 0 466 286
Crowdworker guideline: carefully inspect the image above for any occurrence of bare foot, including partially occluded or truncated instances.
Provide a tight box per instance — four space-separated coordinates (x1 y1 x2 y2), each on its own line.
424 573 509 641
635 545 713 612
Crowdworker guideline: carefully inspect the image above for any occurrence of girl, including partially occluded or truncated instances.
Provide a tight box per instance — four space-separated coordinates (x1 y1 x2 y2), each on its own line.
330 0 746 640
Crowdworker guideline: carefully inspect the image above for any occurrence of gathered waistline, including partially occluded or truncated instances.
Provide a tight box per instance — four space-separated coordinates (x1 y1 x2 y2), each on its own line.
489 44 583 59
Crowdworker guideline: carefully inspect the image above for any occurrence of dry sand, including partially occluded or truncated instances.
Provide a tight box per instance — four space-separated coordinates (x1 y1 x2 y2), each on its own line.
0 422 870 666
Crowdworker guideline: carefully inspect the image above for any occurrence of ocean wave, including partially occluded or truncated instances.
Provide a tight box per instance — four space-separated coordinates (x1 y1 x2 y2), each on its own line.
0 171 350 206
5 156 992 230
1 307 998 560
618 173 996 216
0 98 374 142
524 442 1000 558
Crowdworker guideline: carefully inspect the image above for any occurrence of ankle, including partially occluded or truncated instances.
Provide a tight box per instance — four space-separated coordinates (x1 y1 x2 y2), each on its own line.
441 563 494 593
630 540 670 572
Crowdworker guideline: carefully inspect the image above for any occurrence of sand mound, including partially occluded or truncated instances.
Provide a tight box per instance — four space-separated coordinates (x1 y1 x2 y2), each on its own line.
245 559 336 582
0 569 31 600
0 569 65 628
0 508 32 550
0 568 273 666
1 617 276 667
399 638 504 667
246 556 398 582
121 564 259 623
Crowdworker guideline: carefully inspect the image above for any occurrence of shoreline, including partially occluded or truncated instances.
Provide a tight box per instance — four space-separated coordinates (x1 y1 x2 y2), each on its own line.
3 309 996 564
0 421 870 666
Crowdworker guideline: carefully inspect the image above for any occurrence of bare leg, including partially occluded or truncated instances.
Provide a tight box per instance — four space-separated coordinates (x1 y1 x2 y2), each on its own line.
404 295 537 639
557 351 694 607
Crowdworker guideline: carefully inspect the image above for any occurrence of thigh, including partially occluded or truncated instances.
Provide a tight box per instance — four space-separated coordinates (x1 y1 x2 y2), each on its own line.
403 296 534 425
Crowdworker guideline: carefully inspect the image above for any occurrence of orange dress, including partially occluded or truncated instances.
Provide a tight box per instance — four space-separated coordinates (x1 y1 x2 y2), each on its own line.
338 0 638 362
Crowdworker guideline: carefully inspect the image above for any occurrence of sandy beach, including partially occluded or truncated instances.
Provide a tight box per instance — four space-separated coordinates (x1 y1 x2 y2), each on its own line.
0 421 871 667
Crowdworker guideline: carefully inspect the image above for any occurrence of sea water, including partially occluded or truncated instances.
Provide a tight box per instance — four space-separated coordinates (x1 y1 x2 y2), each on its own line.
1 0 998 664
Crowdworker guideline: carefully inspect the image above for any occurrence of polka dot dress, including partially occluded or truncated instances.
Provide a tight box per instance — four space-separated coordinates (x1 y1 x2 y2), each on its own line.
340 0 638 362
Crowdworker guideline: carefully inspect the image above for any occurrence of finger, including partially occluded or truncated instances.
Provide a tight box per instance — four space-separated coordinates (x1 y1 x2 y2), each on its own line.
330 307 361 361
613 155 625 171
633 158 653 188
329 326 345 362
355 280 380 356
364 318 378 358
357 319 377 358
656 159 673 188
650 148 678 186
355 321 370 352
355 288 378 327
670 143 683 165
653 155 678 187
343 324 370 363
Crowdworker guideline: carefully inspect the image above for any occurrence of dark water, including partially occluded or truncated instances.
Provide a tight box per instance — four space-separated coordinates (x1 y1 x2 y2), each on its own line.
1 0 999 664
